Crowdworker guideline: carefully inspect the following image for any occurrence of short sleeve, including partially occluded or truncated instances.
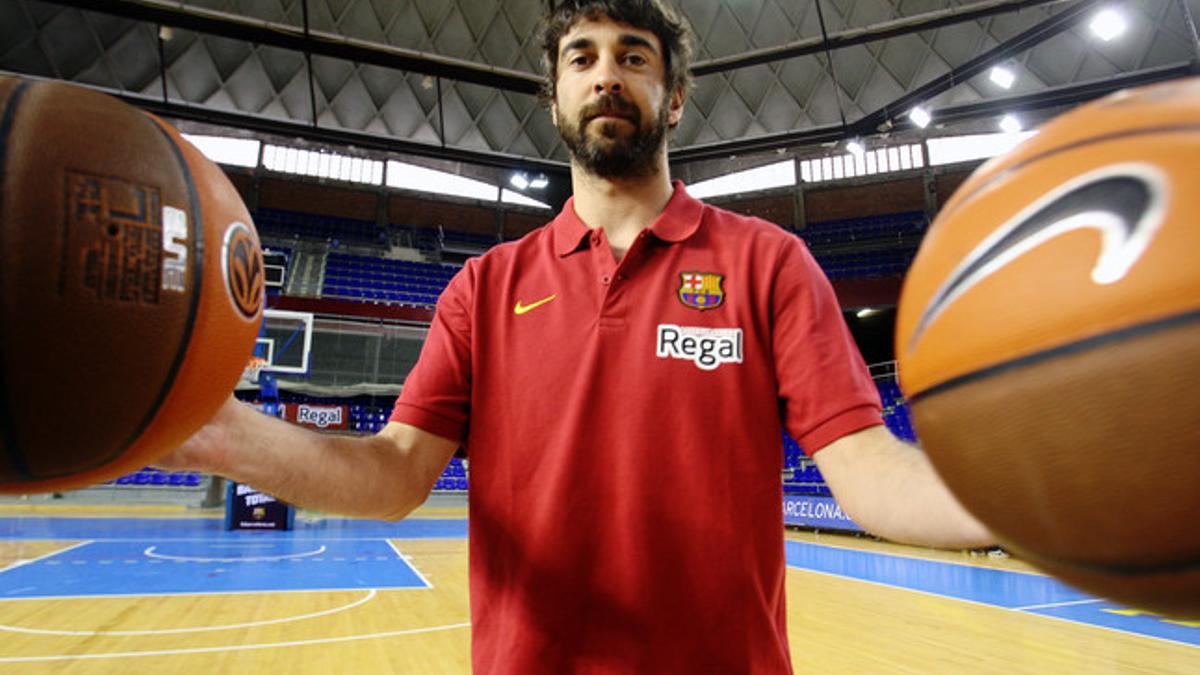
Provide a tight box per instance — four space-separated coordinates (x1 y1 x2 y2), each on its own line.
772 237 882 454
389 261 474 443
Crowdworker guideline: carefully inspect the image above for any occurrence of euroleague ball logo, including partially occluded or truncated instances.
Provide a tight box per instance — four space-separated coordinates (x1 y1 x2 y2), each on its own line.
222 222 264 319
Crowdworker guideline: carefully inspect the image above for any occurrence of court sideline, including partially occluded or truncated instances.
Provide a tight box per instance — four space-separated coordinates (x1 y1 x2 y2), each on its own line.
0 503 1195 673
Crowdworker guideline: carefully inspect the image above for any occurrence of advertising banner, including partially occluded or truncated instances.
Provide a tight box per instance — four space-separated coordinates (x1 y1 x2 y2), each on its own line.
283 403 348 430
225 481 294 531
783 495 863 532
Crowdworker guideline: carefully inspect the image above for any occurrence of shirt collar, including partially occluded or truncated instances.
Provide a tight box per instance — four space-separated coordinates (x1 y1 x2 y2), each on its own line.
552 180 705 257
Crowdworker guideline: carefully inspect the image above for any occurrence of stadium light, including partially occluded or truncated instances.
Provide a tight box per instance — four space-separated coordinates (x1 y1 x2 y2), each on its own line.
529 174 549 189
1089 8 1127 41
999 114 1023 134
989 66 1015 89
908 106 931 129
902 106 931 128
846 139 866 157
510 173 529 190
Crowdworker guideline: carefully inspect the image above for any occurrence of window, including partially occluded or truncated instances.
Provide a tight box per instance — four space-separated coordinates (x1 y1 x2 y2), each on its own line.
686 159 796 198
181 134 260 167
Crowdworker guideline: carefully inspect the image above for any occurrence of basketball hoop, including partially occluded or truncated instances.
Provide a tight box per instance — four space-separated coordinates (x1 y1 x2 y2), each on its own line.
243 356 269 385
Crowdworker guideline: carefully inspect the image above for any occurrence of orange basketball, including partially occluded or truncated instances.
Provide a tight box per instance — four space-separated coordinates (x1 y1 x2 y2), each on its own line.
0 76 263 493
896 78 1200 617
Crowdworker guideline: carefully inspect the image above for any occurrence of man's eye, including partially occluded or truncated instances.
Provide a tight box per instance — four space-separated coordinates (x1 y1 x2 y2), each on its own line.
626 54 647 66
569 55 589 66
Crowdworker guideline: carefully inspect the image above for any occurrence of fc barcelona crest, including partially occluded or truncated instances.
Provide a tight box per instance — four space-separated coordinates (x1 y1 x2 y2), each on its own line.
677 272 725 310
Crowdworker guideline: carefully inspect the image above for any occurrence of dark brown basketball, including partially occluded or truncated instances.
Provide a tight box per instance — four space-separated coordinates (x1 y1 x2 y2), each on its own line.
0 76 264 493
896 78 1200 617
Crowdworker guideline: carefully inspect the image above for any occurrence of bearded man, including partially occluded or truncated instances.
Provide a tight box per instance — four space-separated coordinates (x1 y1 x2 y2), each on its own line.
162 2 991 673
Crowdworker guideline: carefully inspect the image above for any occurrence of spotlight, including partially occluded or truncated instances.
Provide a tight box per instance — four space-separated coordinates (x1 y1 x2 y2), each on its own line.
1090 8 1127 41
510 173 529 190
999 114 1022 134
908 106 931 129
529 174 549 189
989 66 1015 89
846 139 866 157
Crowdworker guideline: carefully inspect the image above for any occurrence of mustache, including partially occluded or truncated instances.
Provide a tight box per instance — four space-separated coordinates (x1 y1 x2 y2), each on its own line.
580 94 640 124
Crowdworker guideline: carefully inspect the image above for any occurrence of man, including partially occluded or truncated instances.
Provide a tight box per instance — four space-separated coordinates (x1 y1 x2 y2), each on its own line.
163 1 991 672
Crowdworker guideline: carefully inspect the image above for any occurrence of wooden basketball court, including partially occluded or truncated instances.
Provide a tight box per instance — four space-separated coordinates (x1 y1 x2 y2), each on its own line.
0 503 1195 673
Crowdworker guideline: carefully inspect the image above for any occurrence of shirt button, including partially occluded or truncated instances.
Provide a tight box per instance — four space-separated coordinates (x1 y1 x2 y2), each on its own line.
601 275 611 284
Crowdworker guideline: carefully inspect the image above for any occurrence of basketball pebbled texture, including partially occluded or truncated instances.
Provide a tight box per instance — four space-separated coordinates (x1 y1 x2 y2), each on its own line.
0 76 263 493
896 78 1200 616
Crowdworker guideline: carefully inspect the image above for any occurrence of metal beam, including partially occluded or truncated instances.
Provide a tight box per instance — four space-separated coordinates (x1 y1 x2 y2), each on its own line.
111 91 569 175
813 0 848 129
849 0 1106 135
1176 0 1200 64
58 0 545 95
919 62 1195 126
63 0 1077 92
669 122 849 163
668 62 1192 164
691 0 1072 76
51 0 1193 171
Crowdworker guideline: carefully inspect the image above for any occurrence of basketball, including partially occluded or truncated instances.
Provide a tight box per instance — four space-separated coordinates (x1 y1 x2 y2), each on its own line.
896 78 1200 616
0 76 264 493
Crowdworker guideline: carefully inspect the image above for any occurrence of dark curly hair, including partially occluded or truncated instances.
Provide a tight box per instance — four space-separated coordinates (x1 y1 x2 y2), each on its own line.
538 0 695 105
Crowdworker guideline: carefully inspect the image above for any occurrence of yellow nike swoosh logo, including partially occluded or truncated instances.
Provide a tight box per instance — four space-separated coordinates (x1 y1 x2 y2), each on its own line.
514 294 557 315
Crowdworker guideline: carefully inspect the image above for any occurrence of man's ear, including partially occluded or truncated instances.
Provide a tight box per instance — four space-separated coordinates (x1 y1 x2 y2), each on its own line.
667 86 685 128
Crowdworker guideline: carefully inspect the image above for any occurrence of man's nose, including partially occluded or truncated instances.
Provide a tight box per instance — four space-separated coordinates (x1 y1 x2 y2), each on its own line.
592 56 624 95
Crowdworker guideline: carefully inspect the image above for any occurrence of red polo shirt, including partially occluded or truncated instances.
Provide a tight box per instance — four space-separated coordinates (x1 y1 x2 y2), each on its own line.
392 181 882 674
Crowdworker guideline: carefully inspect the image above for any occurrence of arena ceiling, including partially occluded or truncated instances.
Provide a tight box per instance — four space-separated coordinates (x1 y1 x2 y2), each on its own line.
2 0 1198 182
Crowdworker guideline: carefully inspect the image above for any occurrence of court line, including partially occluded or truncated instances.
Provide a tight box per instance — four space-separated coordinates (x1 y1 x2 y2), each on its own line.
0 585 431 602
785 534 1045 576
789 564 1199 649
0 535 468 543
0 517 469 542
0 541 89 574
1014 612 1200 651
0 589 377 636
791 562 1034 614
143 545 328 563
386 539 434 589
1015 598 1105 611
0 621 471 662
206 543 277 549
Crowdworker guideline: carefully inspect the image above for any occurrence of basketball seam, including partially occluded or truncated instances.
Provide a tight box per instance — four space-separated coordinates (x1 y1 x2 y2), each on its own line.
907 308 1200 404
938 124 1200 225
0 80 34 480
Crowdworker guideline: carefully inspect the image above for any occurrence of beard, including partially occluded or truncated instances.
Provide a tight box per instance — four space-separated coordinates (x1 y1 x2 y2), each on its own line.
558 92 670 179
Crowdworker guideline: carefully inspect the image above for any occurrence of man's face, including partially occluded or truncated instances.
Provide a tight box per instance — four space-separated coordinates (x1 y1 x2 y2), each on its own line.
552 18 683 178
